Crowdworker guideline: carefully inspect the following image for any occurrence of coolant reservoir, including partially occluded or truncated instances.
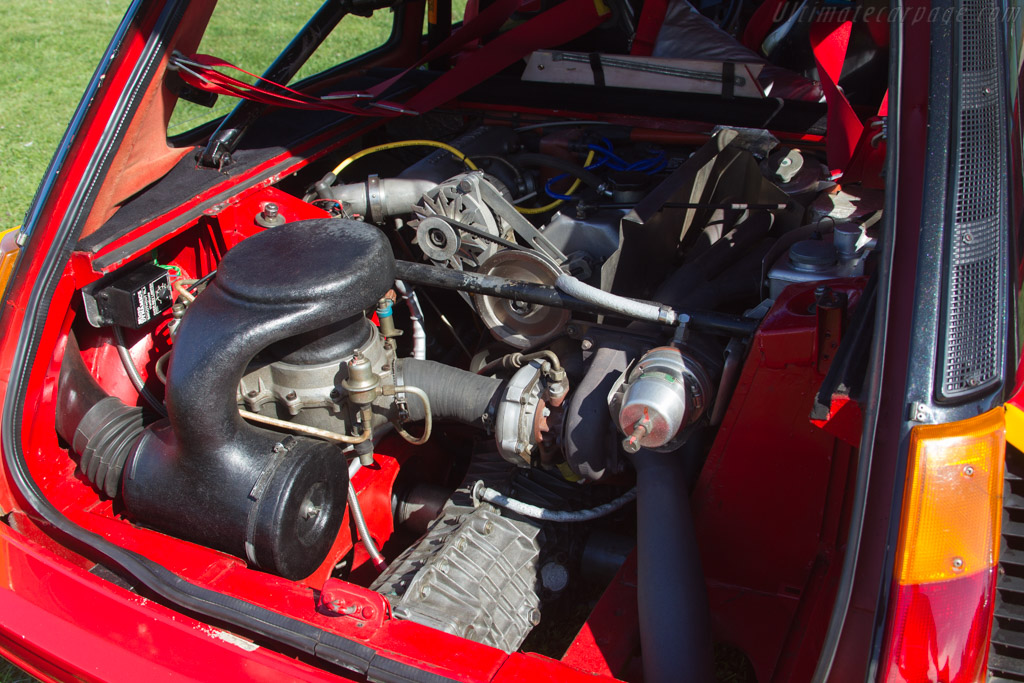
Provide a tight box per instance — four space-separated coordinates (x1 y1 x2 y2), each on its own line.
766 223 868 299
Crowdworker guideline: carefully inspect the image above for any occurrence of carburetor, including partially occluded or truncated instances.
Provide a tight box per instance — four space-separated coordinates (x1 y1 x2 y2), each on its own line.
237 301 569 468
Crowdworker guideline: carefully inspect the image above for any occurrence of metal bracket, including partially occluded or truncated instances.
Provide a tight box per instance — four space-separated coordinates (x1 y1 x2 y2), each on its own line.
319 578 391 629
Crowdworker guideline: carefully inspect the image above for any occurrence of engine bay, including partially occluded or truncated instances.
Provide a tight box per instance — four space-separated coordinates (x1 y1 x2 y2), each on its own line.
17 2 892 678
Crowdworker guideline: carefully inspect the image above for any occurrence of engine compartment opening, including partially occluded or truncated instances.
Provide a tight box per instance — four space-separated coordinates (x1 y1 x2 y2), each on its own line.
15 0 891 679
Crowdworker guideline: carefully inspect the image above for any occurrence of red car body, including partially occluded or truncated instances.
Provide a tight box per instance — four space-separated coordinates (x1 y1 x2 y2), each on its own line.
0 0 1020 681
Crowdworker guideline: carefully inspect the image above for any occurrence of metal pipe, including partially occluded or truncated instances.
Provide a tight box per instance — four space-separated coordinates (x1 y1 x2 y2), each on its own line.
395 280 426 360
113 326 167 417
348 459 387 571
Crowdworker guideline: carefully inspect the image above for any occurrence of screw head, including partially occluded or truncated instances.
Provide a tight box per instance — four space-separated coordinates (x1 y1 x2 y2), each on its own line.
963 465 975 477
581 338 593 351
952 556 965 571
263 202 279 218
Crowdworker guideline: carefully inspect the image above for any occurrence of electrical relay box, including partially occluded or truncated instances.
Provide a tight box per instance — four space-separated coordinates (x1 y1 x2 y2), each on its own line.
82 262 173 329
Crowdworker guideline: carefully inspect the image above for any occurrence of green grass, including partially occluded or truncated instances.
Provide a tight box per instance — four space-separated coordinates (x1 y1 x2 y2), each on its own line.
0 656 37 683
0 0 130 228
167 1 396 135
0 0 397 228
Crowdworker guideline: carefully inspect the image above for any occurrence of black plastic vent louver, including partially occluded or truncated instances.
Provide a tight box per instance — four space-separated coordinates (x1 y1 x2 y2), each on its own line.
938 0 1008 401
989 451 1024 680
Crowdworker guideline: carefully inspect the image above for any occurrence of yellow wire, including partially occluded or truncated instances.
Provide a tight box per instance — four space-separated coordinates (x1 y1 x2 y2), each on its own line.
331 139 479 176
515 150 596 215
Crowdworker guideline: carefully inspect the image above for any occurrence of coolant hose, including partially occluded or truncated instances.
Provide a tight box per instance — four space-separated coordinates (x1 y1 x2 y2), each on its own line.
396 358 503 427
554 274 675 325
631 447 714 683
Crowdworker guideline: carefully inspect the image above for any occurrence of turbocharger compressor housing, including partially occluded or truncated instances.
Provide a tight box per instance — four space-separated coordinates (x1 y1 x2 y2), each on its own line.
122 219 395 579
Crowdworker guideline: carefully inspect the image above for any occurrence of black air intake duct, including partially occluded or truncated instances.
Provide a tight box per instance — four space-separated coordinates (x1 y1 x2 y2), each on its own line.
119 219 395 579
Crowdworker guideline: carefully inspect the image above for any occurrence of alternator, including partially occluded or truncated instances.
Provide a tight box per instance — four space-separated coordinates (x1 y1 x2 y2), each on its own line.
411 173 505 270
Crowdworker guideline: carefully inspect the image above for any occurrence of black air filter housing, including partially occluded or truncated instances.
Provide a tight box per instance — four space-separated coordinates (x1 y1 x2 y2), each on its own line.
123 219 395 579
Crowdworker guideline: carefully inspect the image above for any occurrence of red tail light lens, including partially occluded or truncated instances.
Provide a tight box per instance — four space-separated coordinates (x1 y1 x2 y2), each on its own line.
880 408 1005 682
882 569 995 683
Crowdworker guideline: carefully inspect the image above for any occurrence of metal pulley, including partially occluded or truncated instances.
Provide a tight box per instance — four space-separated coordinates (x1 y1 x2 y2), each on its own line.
475 250 570 349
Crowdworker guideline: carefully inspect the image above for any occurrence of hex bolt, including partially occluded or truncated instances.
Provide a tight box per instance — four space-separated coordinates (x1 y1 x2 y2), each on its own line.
580 338 593 351
256 202 286 228
622 418 651 454
301 501 321 520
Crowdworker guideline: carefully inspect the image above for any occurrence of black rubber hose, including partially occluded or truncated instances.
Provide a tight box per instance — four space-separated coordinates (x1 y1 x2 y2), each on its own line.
509 152 607 192
55 334 144 498
394 260 759 337
397 358 504 427
630 446 714 683
562 346 631 481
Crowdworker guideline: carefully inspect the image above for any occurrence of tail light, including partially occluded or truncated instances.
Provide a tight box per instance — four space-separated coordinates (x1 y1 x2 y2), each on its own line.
0 227 21 302
880 408 1005 682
